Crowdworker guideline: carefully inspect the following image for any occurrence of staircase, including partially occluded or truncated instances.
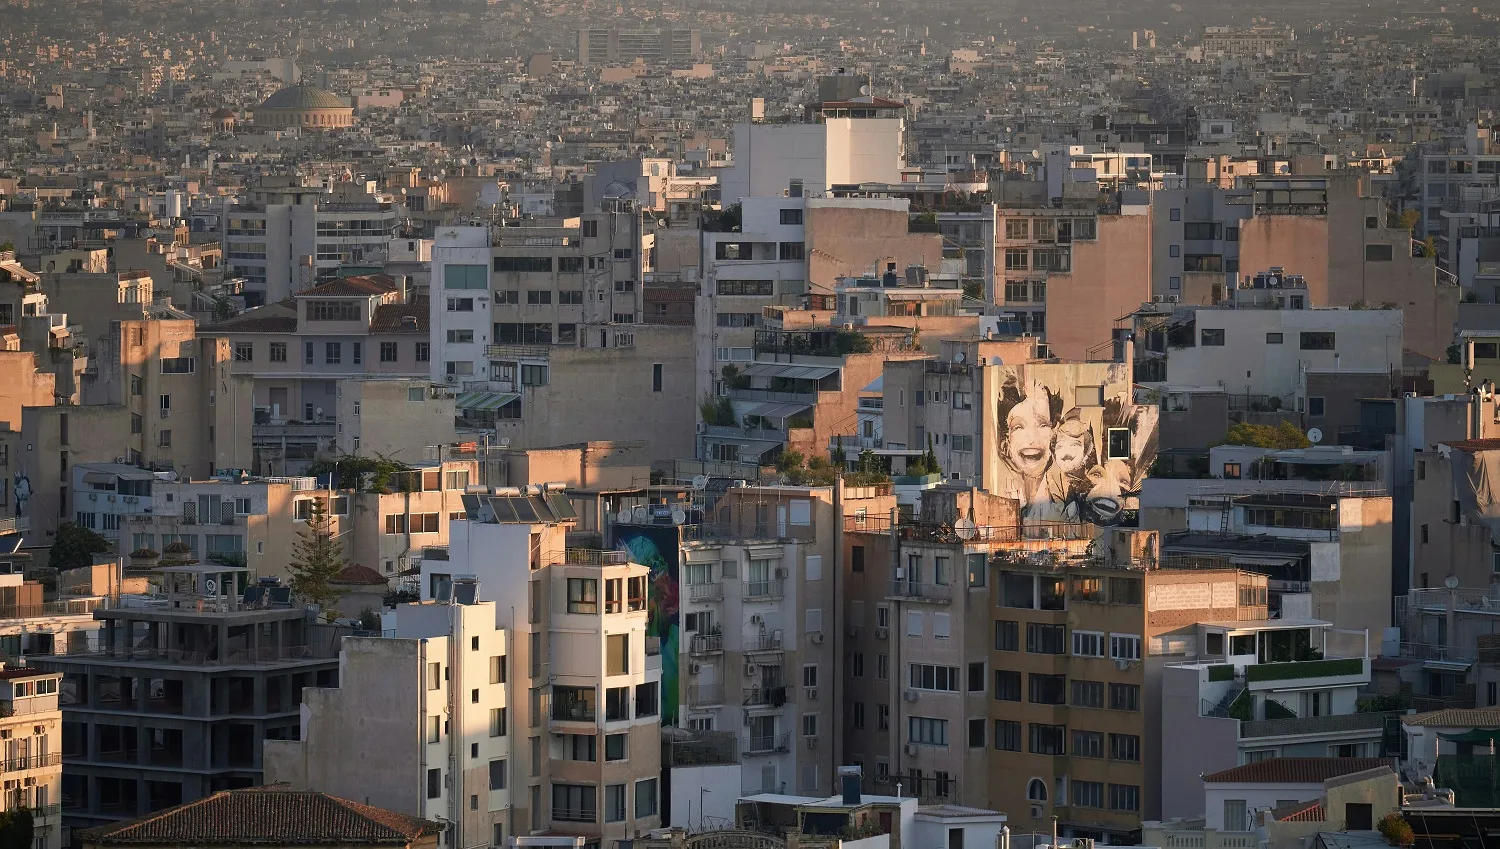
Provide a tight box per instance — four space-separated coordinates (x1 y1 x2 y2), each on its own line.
1203 684 1246 719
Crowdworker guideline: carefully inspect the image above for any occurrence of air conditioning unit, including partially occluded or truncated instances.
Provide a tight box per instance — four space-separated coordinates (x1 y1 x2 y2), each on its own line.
1166 295 1180 303
1115 658 1131 671
688 662 702 675
88 493 97 501
123 496 137 504
903 689 919 703
904 743 919 756
805 736 819 750
803 686 818 701
846 625 861 638
875 627 889 640
809 632 824 645
1030 805 1044 819
744 662 759 676
774 566 788 579
696 422 708 434
107 495 116 503
750 614 764 625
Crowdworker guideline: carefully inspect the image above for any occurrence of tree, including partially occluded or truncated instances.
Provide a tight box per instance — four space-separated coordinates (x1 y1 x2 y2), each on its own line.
1220 421 1311 450
51 522 111 571
287 499 349 615
1377 813 1413 847
0 806 33 849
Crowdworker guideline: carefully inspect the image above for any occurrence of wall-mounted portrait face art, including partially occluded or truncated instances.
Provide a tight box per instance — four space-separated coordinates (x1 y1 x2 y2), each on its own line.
990 364 1157 527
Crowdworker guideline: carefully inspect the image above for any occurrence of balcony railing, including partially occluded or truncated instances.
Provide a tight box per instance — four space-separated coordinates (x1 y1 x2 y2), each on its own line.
744 579 784 600
561 549 629 566
59 644 328 665
1239 710 1397 740
1244 657 1365 683
550 703 596 723
1401 642 1477 663
745 633 783 653
687 583 724 602
742 686 788 708
887 580 954 603
688 685 724 707
689 634 724 656
551 808 596 823
2 753 59 771
742 733 791 754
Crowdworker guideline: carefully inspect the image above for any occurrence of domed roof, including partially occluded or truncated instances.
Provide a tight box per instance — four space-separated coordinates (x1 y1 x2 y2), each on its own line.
258 84 348 111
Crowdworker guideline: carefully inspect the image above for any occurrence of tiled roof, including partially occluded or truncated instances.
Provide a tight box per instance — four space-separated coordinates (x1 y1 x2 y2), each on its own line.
81 787 439 845
1403 708 1500 728
371 301 427 333
298 275 397 298
1269 800 1326 823
1203 758 1393 784
208 302 298 333
332 564 389 586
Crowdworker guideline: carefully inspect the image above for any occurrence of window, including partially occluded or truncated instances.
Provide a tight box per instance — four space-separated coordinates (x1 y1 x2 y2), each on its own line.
909 664 961 692
559 290 584 305
1224 462 1242 479
446 297 475 312
1072 631 1105 657
1026 623 1065 654
613 248 633 260
1029 674 1066 705
636 778 659 818
234 343 253 362
1109 682 1141 711
552 784 595 822
908 716 948 746
1365 244 1393 262
324 342 342 364
379 341 398 362
526 289 552 305
1200 328 1225 346
1004 248 1029 270
1029 723 1065 755
159 357 195 374
1072 730 1104 757
968 554 986 587
493 256 553 273
582 220 598 238
427 768 441 799
1107 428 1132 459
606 634 630 676
802 714 818 737
447 329 474 344
1109 634 1141 661
1071 680 1104 708
1345 802 1374 831
495 289 519 304
993 720 1021 752
305 342 315 365
1109 733 1141 762
158 429 172 447
718 279 774 296
1308 397 1326 417
1004 219 1029 240
1109 784 1140 812
567 578 598 614
308 300 358 321
993 670 1021 701
605 784 626 823
1300 332 1335 350
490 708 507 736
995 620 1019 651
780 208 803 225
968 663 985 693
778 242 805 261
445 264 488 289
652 363 663 392
1169 244 1180 258
635 681 658 717
1110 576 1142 605
1266 332 1283 344
521 364 548 386
605 687 629 721
489 759 507 790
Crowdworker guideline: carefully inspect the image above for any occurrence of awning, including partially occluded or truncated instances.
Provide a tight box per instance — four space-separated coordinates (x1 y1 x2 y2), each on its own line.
455 391 519 411
747 402 812 420
1437 729 1500 743
739 363 838 381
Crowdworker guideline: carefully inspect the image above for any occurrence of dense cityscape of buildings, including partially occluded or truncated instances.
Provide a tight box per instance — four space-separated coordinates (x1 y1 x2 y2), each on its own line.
3 2 1500 849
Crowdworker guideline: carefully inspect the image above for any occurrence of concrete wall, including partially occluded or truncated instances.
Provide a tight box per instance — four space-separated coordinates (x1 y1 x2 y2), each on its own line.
668 764 740 830
804 202 941 288
1157 664 1238 821
338 379 457 459
0 350 55 429
1044 211 1152 360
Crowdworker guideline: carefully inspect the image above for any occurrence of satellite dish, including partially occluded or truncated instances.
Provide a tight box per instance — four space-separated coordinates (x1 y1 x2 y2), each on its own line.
1306 427 1323 444
497 437 511 448
954 351 966 363
954 517 977 540
616 508 633 525
671 509 687 526
631 505 649 523
858 84 872 96
1445 575 1461 590
691 474 709 489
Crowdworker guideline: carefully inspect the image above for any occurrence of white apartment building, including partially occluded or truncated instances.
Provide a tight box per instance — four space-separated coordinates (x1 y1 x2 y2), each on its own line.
0 665 64 849
222 177 399 305
671 484 839 796
718 97 905 204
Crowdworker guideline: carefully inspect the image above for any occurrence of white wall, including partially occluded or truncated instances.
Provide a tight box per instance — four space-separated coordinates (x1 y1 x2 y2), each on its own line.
431 227 493 384
1203 782 1322 830
669 764 741 829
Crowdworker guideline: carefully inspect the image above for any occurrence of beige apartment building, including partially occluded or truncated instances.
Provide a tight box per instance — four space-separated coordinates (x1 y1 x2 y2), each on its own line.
13 317 252 546
334 378 459 460
347 456 479 580
1410 437 1500 591
0 664 64 849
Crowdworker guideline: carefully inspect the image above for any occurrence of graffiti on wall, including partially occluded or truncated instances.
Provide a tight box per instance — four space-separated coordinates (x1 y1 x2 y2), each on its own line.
611 524 681 726
988 362 1158 526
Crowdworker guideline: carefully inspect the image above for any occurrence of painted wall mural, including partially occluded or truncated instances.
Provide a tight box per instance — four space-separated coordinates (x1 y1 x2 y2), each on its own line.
612 524 681 726
988 362 1158 526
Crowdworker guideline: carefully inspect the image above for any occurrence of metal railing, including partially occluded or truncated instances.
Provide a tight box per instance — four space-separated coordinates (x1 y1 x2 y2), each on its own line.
1240 710 1397 740
887 580 954 603
562 549 629 566
742 733 791 754
687 685 724 708
0 518 29 535
551 808 596 823
689 634 724 656
742 686 788 708
1 753 59 771
744 633 783 653
744 579 784 599
1401 642 1477 663
687 583 724 602
60 644 327 665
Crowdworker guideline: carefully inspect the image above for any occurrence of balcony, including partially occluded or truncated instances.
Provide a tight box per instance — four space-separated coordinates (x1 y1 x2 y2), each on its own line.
1239 710 1399 741
689 634 724 657
887 580 954 604
742 733 791 754
742 686 788 708
687 684 724 708
744 633 783 654
561 549 630 567
2 753 60 771
552 808 596 824
1244 657 1366 686
744 579 785 600
687 583 724 603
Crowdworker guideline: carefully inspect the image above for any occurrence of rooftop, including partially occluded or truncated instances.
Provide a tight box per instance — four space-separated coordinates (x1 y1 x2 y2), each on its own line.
258 84 351 112
1402 708 1500 728
1203 758 1395 784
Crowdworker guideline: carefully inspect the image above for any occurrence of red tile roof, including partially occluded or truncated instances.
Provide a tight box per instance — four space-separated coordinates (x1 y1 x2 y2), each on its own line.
1403 708 1500 728
298 275 397 298
81 787 440 845
1269 800 1326 823
332 564 389 586
208 302 298 333
1444 439 1500 452
370 301 427 333
1203 758 1393 784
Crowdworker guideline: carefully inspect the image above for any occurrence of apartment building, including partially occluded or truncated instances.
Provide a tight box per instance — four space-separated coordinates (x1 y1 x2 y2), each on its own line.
334 378 459 459
222 177 400 305
670 484 839 797
1157 620 1385 821
347 456 478 580
1150 184 1251 303
38 563 341 828
392 489 665 847
265 599 511 849
210 275 428 473
0 664 65 849
993 197 1152 359
575 27 700 65
1409 438 1500 590
1418 125 1500 236
13 318 253 546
